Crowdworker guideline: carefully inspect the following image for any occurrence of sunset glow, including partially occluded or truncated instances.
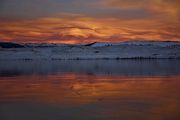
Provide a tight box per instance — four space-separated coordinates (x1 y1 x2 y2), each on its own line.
0 74 179 119
0 0 179 43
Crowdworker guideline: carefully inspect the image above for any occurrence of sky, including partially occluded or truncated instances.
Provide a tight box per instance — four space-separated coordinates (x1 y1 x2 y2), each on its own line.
0 0 179 43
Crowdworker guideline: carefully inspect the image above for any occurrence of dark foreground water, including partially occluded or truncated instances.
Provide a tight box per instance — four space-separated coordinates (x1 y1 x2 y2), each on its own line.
0 60 180 120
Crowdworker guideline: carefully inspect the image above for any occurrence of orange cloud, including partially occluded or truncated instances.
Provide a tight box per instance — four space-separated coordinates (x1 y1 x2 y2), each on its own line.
103 0 179 17
0 11 179 43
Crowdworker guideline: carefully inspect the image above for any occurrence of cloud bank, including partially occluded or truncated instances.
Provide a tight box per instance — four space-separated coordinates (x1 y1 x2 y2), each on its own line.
0 0 179 43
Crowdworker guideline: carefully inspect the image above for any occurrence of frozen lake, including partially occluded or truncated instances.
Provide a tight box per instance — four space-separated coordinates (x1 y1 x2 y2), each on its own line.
0 60 180 120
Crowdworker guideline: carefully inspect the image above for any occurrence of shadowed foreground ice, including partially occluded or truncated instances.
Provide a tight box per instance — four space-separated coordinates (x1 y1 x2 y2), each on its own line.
0 60 180 120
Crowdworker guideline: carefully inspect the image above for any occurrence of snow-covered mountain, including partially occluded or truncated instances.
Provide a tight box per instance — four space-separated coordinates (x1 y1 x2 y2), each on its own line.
0 41 180 60
84 41 180 47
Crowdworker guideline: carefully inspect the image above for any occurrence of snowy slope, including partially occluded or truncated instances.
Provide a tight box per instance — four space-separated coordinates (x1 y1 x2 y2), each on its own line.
88 41 180 47
0 41 180 60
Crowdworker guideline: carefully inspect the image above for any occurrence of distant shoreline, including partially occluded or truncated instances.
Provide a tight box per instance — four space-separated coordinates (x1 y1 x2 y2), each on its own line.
0 41 180 60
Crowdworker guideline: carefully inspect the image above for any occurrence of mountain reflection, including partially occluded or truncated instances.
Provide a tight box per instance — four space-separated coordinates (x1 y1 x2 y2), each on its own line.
0 60 180 77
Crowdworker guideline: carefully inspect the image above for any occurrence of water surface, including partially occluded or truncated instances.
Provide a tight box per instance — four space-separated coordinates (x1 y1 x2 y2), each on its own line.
0 60 180 120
